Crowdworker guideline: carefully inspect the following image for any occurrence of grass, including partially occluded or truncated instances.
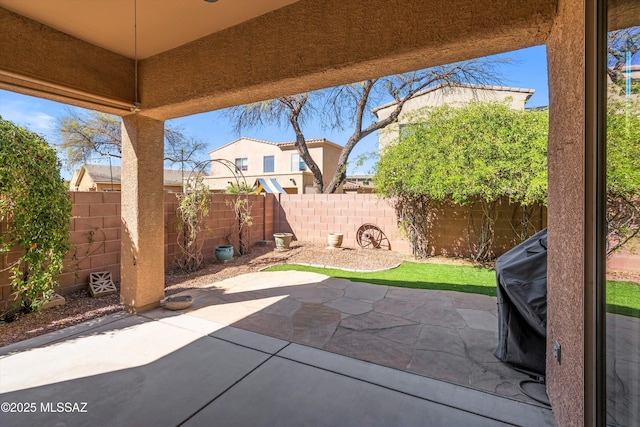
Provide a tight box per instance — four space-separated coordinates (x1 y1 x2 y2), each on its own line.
266 261 640 318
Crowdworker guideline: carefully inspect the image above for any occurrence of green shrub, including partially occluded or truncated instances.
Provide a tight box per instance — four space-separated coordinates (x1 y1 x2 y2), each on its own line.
0 117 72 312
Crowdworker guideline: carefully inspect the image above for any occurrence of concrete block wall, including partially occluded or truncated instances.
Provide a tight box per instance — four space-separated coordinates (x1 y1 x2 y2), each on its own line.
428 199 547 258
13 191 635 315
274 194 547 258
59 192 122 296
274 194 412 253
0 221 22 312
1 192 273 311
0 192 123 313
165 193 269 266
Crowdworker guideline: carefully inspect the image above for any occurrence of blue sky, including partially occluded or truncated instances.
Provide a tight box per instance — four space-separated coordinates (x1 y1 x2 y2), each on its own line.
0 45 548 178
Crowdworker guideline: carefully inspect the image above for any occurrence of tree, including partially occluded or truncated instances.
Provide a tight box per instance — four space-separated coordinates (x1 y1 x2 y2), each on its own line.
227 59 507 193
375 102 549 262
0 117 72 312
606 25 640 254
606 97 640 255
58 109 207 171
607 27 640 88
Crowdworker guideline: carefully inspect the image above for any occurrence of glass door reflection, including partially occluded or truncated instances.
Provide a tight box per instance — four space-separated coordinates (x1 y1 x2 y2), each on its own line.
605 16 640 427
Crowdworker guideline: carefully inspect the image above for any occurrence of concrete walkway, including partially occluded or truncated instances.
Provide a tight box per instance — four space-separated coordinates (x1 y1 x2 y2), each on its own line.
0 272 554 426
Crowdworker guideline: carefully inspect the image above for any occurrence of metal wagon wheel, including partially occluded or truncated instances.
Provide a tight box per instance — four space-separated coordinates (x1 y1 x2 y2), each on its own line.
356 223 391 250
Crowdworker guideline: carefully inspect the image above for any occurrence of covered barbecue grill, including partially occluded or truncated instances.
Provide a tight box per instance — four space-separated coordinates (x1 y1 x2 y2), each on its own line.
494 228 548 378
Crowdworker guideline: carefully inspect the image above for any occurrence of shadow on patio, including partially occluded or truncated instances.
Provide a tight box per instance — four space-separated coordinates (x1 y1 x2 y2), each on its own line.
0 277 557 427
158 271 542 402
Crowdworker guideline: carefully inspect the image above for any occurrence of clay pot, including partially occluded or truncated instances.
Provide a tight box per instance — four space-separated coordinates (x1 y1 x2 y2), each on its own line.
273 233 293 251
327 233 343 249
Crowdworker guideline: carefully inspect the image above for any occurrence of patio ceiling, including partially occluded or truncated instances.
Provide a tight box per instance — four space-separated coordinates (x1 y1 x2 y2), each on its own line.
0 0 301 59
1 0 638 121
0 0 561 120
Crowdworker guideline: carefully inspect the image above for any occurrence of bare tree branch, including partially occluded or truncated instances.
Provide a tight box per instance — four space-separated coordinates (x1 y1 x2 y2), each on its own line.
57 110 207 172
226 57 509 194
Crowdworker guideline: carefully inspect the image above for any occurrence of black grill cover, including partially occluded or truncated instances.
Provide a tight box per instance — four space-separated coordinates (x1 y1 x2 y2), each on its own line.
494 228 547 377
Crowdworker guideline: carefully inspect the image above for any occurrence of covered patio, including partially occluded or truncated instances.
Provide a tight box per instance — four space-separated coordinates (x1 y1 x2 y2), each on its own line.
0 271 556 426
1 0 637 425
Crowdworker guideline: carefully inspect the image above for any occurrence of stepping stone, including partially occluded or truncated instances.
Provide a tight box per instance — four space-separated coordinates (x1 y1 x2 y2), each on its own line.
40 293 66 310
89 271 118 297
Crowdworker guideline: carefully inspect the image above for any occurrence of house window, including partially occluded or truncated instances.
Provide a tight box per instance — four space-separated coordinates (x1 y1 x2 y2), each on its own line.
263 155 274 173
235 157 248 172
291 153 306 171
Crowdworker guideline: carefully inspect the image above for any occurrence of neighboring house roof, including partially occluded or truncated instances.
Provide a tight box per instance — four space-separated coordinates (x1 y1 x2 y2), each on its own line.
208 136 343 154
71 164 187 188
371 83 535 114
343 175 375 191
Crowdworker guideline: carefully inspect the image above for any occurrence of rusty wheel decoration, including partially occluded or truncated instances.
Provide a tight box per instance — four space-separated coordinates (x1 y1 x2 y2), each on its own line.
356 223 390 250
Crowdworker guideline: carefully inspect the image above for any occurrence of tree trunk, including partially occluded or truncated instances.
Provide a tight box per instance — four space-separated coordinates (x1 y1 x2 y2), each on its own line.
289 110 324 193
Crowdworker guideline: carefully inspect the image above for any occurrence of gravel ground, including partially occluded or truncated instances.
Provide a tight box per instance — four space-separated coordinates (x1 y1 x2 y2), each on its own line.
0 242 408 348
1 240 638 348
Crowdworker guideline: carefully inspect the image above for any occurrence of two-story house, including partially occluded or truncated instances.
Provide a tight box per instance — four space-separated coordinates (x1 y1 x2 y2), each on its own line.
204 137 343 194
373 83 535 152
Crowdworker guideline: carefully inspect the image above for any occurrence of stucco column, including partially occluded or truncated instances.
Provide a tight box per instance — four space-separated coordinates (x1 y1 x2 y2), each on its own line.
120 114 165 313
546 0 587 425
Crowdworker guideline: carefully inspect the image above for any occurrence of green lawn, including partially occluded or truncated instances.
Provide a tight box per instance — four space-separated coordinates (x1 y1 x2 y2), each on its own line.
265 262 640 318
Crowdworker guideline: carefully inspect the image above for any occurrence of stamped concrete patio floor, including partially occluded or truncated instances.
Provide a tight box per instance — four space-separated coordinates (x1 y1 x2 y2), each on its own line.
165 271 544 403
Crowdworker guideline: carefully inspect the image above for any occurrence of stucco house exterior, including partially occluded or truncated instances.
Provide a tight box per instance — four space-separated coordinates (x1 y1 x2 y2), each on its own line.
373 83 535 152
2 0 636 424
204 137 343 194
69 164 185 193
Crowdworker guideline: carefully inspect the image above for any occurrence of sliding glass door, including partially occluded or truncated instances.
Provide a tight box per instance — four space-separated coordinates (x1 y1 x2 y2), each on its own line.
605 5 640 426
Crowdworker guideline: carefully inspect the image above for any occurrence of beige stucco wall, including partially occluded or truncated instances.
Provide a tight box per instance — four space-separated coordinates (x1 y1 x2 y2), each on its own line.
7 1 636 422
120 115 166 313
376 86 534 151
137 0 556 120
545 0 586 425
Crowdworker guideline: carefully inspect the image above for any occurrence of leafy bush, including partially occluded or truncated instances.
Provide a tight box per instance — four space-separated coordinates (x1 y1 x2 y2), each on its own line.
0 117 72 311
607 97 640 255
376 102 548 262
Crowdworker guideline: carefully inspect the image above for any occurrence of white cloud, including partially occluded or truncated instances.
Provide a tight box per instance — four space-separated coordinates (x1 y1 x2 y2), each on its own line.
0 98 56 135
0 91 62 140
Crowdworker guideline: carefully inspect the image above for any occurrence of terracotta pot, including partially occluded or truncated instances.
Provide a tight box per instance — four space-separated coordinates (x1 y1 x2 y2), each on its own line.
327 233 343 248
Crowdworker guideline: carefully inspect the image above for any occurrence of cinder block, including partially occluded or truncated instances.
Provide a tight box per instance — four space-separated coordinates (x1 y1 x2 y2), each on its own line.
40 293 66 310
90 253 119 269
89 271 117 297
102 192 121 204
71 204 90 217
90 203 118 217
73 192 104 205
103 216 122 229
74 217 104 231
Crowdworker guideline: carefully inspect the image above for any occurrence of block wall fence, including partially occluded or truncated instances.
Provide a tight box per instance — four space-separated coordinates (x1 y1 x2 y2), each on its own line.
274 194 548 257
0 192 273 312
2 192 635 311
